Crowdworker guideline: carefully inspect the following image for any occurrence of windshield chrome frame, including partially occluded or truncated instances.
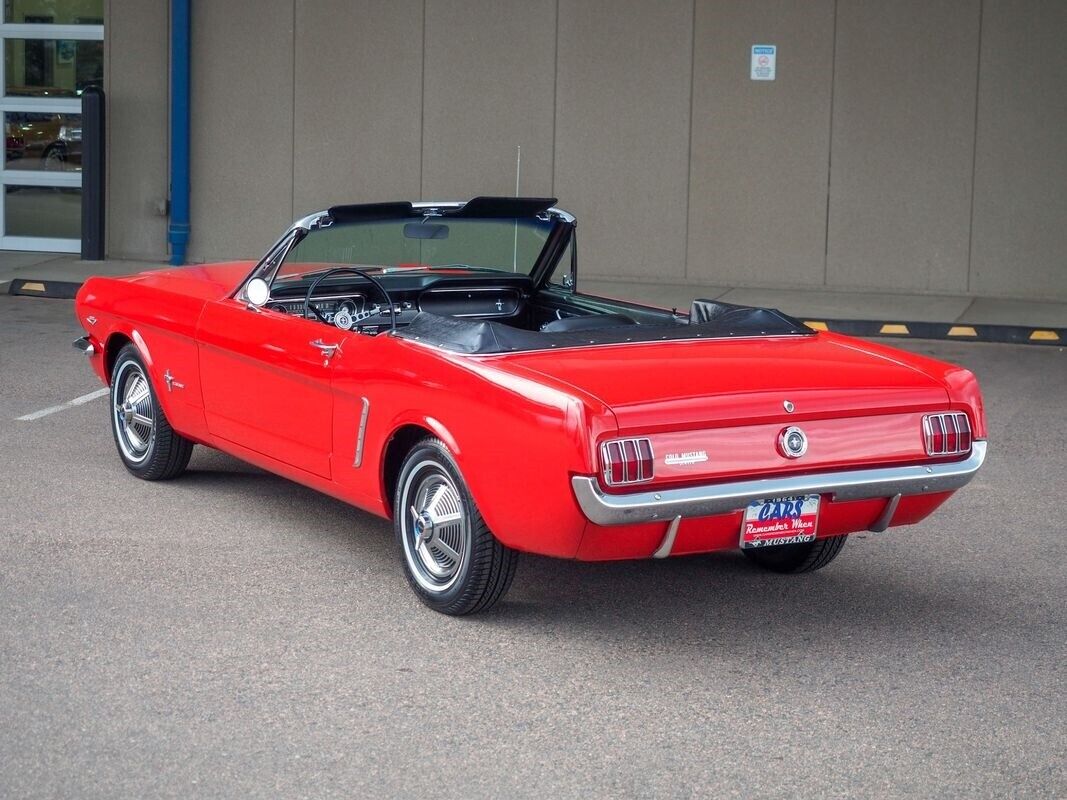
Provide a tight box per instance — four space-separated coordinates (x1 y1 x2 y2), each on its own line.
233 201 577 302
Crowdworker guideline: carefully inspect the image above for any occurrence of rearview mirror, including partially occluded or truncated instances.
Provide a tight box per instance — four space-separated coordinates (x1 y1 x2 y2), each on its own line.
403 222 449 240
245 277 270 307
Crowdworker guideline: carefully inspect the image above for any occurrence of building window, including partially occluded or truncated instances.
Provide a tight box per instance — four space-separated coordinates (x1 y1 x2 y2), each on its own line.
0 1 103 252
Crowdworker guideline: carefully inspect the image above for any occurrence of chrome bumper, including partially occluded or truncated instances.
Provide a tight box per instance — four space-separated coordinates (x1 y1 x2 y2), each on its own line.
72 335 95 356
571 440 987 526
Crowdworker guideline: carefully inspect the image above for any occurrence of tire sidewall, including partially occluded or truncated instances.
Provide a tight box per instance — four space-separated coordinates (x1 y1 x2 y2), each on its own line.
742 534 846 573
110 346 160 477
394 439 481 611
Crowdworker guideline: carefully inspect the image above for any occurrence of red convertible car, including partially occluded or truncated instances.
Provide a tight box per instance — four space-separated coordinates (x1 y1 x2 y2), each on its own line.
74 197 987 615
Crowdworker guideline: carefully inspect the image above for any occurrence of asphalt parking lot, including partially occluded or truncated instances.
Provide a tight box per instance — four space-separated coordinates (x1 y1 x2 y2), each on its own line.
1 293 1064 799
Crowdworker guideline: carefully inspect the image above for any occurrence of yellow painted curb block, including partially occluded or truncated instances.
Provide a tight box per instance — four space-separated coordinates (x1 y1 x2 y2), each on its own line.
948 326 978 337
879 323 910 335
20 281 46 293
804 320 828 331
1029 330 1060 342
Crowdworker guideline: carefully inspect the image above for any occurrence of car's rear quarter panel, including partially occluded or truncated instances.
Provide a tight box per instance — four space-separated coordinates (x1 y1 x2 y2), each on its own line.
329 335 619 559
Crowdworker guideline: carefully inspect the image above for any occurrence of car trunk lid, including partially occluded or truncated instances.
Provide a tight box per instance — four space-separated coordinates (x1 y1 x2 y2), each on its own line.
493 333 950 485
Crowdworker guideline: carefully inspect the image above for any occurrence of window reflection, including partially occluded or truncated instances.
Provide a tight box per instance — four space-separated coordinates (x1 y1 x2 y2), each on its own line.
5 113 81 171
5 185 81 239
5 1 104 25
5 39 103 97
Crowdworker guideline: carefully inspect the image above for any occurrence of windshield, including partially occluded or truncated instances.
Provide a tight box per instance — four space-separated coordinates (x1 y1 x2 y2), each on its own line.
276 216 556 281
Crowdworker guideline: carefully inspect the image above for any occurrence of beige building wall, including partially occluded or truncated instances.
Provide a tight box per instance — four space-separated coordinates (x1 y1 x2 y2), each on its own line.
187 0 295 262
292 0 423 214
686 0 835 289
105 0 1067 301
826 0 980 294
422 0 557 200
554 0 693 280
969 0 1067 299
105 0 169 261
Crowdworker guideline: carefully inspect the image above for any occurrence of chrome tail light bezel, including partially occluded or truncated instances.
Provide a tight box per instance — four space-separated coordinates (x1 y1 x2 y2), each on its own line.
923 412 973 456
600 437 655 487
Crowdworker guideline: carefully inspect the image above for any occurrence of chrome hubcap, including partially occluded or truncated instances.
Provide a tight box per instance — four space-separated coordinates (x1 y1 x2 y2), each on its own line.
400 462 469 592
112 362 155 463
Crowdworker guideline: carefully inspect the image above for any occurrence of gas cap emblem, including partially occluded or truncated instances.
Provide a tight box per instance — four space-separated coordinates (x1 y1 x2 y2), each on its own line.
778 426 808 459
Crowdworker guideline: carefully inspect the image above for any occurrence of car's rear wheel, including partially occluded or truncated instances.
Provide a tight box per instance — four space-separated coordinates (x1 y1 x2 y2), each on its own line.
742 534 847 574
394 437 518 615
110 344 193 480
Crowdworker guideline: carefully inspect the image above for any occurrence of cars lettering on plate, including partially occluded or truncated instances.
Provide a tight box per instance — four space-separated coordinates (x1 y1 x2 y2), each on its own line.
742 494 820 548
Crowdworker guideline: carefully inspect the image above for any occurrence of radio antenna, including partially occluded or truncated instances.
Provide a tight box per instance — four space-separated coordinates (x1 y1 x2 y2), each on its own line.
512 145 521 271
514 145 521 195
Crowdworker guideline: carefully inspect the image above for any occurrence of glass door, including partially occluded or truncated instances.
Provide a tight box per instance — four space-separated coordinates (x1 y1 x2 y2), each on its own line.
0 2 104 252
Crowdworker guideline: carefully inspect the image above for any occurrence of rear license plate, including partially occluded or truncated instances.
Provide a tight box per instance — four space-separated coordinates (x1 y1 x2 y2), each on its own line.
740 494 820 549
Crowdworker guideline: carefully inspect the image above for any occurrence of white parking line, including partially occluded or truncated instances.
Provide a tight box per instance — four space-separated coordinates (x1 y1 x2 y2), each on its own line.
16 388 110 421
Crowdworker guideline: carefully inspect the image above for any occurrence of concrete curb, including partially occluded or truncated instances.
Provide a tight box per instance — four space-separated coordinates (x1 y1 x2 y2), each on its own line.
803 318 1064 346
6 279 81 299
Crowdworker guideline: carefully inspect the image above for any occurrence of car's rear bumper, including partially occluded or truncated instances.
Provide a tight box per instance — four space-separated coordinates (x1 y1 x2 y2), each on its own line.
571 440 987 526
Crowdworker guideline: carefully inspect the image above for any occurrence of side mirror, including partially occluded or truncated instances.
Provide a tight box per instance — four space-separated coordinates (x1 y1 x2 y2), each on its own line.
245 277 270 307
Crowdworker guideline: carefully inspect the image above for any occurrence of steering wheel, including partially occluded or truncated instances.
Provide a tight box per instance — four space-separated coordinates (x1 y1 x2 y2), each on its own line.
302 267 397 332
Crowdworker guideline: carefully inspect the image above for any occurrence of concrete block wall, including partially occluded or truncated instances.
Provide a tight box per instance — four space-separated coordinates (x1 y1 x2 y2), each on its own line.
105 0 1067 301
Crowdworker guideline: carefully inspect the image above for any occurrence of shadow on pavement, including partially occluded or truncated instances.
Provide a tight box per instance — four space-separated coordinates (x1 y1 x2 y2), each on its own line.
173 448 1006 654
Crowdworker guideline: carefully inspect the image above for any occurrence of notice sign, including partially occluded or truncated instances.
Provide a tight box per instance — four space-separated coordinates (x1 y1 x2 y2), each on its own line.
751 45 776 81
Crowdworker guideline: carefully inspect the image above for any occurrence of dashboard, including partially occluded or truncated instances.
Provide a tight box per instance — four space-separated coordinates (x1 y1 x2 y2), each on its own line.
417 287 522 318
265 275 530 335
266 294 419 334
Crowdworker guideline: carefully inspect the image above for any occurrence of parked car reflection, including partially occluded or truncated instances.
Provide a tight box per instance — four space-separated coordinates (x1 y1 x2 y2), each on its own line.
4 112 81 171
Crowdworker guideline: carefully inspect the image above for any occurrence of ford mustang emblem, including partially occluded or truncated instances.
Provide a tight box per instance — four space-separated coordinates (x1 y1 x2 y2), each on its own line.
778 426 808 458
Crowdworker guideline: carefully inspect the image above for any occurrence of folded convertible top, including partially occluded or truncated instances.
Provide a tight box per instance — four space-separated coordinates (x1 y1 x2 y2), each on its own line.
394 300 811 355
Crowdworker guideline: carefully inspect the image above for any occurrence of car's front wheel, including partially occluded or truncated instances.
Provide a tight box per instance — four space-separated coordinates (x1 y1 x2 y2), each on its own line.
742 535 847 574
394 437 518 615
109 344 194 480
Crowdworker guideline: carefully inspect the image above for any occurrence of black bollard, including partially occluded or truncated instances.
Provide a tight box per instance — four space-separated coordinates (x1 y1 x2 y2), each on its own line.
80 85 105 260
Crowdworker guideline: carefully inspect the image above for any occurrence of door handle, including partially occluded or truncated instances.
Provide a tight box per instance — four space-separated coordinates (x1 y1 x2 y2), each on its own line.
310 339 339 360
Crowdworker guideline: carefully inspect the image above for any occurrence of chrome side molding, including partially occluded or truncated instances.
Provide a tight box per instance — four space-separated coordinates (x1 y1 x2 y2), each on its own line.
353 397 370 467
571 441 987 526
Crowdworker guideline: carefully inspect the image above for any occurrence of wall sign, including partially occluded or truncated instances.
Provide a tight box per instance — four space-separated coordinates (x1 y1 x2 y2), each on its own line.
751 45 776 81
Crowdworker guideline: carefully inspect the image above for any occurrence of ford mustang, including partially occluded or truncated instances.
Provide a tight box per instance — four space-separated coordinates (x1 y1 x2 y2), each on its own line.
73 197 987 615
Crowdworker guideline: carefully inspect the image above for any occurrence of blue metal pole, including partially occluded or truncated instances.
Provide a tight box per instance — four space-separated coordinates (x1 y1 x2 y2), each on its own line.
168 0 191 265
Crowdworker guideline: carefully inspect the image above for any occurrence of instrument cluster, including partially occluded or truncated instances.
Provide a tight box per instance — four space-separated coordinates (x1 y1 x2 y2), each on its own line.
267 297 349 320
267 294 418 334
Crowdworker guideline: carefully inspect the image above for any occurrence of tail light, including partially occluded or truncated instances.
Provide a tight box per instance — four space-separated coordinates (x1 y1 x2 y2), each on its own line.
923 412 972 456
600 437 654 486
